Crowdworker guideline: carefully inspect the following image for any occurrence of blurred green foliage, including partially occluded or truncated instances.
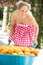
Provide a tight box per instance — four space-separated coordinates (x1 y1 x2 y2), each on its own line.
29 0 43 48
0 7 3 20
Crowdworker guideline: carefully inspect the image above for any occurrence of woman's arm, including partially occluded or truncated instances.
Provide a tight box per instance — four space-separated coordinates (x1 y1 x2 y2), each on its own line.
25 13 39 45
30 16 39 45
10 11 16 35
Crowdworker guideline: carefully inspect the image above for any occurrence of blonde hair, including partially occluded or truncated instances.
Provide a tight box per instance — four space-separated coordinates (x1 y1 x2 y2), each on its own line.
16 1 31 10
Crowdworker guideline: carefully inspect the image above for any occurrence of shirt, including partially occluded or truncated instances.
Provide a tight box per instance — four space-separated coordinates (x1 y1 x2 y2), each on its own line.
9 23 36 47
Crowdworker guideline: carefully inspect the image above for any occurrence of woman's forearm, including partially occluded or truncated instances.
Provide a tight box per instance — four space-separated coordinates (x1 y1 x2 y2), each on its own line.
10 24 14 35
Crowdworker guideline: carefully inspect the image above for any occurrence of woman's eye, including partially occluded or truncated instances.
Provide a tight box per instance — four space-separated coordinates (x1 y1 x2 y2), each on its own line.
26 10 28 12
21 10 24 12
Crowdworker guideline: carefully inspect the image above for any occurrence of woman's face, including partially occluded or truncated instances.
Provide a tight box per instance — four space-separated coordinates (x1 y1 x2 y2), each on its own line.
19 6 28 16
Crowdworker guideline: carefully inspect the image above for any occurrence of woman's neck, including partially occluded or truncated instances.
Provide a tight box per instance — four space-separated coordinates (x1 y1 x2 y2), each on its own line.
17 10 31 25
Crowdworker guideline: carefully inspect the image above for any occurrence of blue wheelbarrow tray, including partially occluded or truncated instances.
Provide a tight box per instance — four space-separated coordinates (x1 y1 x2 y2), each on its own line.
0 54 36 65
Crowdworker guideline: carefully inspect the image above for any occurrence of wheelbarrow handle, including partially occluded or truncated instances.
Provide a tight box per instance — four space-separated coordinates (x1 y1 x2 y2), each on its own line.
33 43 37 49
8 40 11 45
8 40 37 49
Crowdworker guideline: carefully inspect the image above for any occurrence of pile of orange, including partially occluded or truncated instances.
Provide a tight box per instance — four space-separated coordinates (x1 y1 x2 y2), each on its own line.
0 45 39 56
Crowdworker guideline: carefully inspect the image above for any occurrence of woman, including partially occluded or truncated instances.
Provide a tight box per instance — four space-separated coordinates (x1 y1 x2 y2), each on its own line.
9 1 39 47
